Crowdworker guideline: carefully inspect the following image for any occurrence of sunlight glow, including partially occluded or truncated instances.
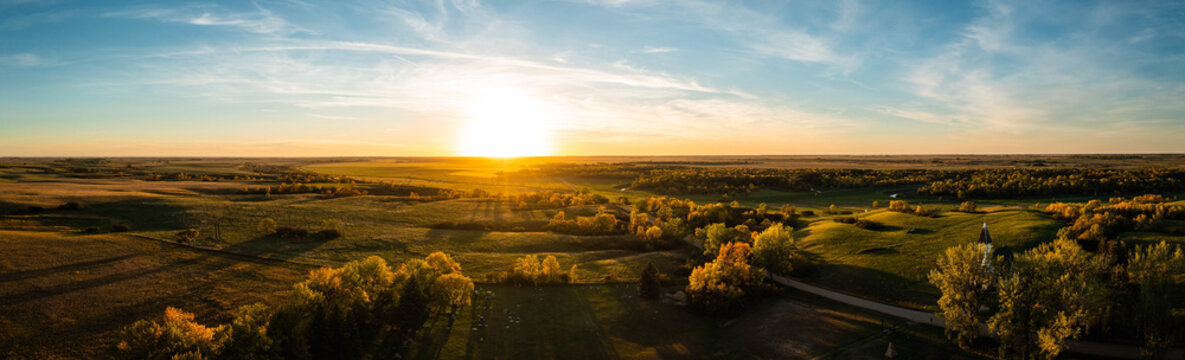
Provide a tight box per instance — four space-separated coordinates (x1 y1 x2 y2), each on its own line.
458 91 553 158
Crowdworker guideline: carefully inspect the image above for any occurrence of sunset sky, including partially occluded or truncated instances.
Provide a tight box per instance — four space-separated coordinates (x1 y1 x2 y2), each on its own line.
2 0 1184 156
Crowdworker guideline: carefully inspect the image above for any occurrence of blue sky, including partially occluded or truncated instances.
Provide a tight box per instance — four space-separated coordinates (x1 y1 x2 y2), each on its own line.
1 0 1183 156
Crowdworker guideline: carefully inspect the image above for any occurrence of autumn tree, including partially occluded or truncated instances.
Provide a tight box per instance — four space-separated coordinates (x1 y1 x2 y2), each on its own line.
928 243 995 347
698 223 751 258
685 242 764 314
116 307 228 360
958 201 977 213
988 239 1111 360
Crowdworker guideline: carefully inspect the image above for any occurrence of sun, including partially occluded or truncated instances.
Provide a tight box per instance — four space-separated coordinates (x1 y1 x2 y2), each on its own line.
457 91 553 158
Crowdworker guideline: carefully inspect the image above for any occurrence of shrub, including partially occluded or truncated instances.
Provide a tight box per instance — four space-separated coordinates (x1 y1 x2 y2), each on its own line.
257 218 277 235
313 229 341 241
274 227 308 239
175 228 200 243
112 224 130 232
834 216 857 224
914 205 939 217
855 219 884 230
58 201 84 210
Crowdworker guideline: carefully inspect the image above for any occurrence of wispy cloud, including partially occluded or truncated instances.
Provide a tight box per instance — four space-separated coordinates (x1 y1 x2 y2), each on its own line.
640 46 676 54
103 4 307 35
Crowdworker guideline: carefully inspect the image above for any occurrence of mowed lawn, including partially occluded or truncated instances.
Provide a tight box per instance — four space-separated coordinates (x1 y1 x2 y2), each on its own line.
796 208 1063 309
0 230 308 359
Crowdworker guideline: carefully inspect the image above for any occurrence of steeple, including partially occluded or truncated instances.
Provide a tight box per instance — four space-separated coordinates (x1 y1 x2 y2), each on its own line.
978 219 992 245
978 219 993 268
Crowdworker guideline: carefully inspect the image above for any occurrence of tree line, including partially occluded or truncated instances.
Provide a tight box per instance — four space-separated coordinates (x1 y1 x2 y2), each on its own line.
117 253 475 360
930 238 1184 359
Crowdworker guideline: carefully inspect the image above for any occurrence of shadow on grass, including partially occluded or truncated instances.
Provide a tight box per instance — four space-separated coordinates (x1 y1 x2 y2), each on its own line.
0 254 140 283
73 198 193 231
801 262 937 310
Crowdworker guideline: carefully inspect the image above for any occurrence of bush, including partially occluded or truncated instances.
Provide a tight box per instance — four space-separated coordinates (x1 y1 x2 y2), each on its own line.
175 228 200 243
274 227 308 240
834 216 857 224
913 205 939 217
855 219 884 230
257 218 277 235
112 224 130 232
58 201 84 210
313 229 341 241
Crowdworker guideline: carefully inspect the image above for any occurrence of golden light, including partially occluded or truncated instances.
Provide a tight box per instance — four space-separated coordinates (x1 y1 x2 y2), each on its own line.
458 91 553 158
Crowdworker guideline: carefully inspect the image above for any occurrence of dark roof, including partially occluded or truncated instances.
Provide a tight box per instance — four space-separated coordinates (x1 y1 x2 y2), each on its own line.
978 222 992 244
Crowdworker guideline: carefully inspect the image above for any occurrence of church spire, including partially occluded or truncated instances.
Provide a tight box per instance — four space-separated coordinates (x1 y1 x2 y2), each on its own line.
978 219 992 245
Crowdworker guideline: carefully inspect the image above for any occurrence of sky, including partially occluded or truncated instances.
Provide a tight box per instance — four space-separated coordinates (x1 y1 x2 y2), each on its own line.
1 0 1184 156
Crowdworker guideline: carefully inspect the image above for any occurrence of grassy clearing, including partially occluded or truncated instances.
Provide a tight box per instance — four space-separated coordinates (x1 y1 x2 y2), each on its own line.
795 208 1063 309
0 230 308 359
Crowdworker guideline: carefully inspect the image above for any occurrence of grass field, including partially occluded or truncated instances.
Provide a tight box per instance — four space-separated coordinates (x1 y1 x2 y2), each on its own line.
0 230 308 359
795 208 1063 309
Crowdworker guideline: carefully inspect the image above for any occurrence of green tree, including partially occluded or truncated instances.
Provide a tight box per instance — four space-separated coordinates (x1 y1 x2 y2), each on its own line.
751 223 794 274
1126 241 1185 358
988 239 1111 360
928 243 995 347
699 223 750 257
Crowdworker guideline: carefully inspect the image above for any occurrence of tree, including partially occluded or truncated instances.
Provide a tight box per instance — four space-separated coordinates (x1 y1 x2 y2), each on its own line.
1126 241 1185 358
988 239 1111 360
685 242 764 314
220 304 274 360
257 218 277 235
888 200 910 212
642 225 663 243
639 262 662 299
959 201 977 213
116 307 229 360
176 228 200 243
699 223 750 257
751 223 794 274
928 243 995 347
